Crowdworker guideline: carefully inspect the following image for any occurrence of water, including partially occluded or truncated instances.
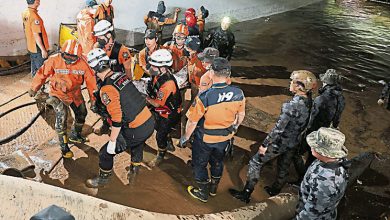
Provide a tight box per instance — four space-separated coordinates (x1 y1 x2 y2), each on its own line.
233 0 390 88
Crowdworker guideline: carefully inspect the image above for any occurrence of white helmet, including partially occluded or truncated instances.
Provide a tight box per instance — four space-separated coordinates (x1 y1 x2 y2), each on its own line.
148 49 173 67
94 20 114 36
87 48 110 72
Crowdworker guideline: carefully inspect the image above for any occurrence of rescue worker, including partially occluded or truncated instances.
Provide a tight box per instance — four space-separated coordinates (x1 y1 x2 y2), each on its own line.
93 20 133 135
378 81 390 110
303 69 345 169
76 0 98 57
139 29 162 75
22 0 49 77
93 20 132 77
197 47 232 93
229 70 317 203
295 127 349 220
144 1 181 45
94 0 114 23
204 17 235 60
185 14 200 37
163 24 189 73
146 49 182 166
179 57 245 202
28 39 97 158
85 48 155 187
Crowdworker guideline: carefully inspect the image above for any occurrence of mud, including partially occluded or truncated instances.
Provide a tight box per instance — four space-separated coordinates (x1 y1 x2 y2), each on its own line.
0 0 390 218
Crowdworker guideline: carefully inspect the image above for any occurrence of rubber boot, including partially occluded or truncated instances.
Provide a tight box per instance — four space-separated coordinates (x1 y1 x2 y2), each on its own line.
149 149 166 167
229 182 254 203
209 176 221 197
264 185 281 196
69 123 88 143
58 132 73 159
94 119 110 135
166 136 175 152
187 181 210 203
85 169 112 188
127 163 140 185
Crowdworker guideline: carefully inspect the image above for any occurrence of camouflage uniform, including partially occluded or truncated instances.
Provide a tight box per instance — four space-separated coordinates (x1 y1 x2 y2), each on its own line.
246 95 310 190
379 81 390 110
295 159 349 220
300 84 345 169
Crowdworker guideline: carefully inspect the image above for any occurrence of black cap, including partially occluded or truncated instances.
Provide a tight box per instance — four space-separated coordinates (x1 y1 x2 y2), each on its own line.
198 47 219 62
212 57 231 76
26 0 35 4
185 36 201 52
144 29 157 39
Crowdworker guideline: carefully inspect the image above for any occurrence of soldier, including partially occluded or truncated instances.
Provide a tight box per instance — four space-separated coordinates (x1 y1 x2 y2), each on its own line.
295 127 350 220
303 69 345 169
229 70 317 203
378 81 390 110
29 40 97 158
179 57 245 202
146 49 182 166
204 17 235 60
85 48 155 187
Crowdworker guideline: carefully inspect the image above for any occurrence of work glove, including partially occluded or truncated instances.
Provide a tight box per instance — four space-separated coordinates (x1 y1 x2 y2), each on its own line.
378 99 384 106
107 140 116 154
177 136 188 148
28 89 37 97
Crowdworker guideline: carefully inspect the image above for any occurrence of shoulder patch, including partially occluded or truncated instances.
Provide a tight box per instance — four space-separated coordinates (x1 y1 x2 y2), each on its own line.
34 19 40 25
101 92 111 105
157 91 164 100
123 52 129 59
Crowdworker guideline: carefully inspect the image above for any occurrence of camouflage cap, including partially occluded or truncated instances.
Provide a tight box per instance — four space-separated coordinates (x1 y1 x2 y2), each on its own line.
198 47 219 63
320 69 341 85
212 57 231 77
306 127 348 159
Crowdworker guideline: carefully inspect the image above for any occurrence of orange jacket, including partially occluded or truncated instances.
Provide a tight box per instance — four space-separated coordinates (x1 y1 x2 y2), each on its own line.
77 8 97 57
94 4 114 22
22 8 49 53
197 18 205 33
31 53 97 107
163 41 187 72
139 45 161 72
187 54 207 87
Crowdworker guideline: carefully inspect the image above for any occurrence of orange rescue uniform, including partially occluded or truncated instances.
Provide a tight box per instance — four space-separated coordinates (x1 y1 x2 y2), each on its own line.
139 45 161 73
199 71 232 92
150 75 179 118
104 42 132 75
187 83 245 143
187 55 207 87
31 54 97 106
163 41 187 72
94 4 114 22
22 8 49 53
77 8 97 57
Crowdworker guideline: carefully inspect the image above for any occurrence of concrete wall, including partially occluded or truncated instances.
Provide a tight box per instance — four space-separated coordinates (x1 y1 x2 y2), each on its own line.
0 0 321 56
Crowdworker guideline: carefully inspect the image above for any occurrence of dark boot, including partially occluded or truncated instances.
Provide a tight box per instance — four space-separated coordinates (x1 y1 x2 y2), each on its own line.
187 181 210 203
166 137 175 152
209 176 221 197
127 163 140 185
264 185 281 196
69 123 88 143
229 182 254 203
86 169 112 188
58 132 73 159
149 149 166 167
93 119 110 135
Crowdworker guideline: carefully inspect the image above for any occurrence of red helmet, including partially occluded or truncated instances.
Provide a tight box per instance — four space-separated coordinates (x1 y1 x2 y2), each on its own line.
185 15 197 28
61 39 82 64
185 8 195 17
